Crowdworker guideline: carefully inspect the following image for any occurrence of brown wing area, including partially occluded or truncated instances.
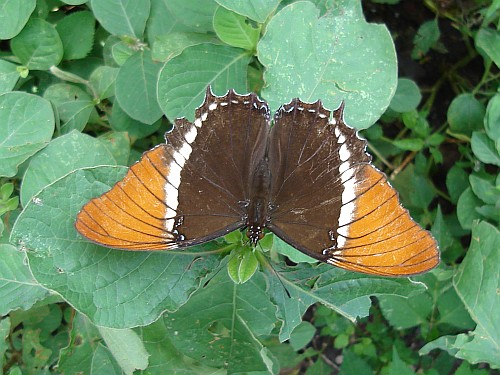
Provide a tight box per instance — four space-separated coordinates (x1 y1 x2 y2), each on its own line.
326 165 440 276
75 145 176 249
267 100 439 276
76 88 270 250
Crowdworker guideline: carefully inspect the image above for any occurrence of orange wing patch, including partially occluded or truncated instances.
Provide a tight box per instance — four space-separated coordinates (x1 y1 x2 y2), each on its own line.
75 145 176 250
330 165 439 276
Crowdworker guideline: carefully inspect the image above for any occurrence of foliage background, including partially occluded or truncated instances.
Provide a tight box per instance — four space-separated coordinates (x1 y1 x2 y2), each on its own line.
0 0 499 374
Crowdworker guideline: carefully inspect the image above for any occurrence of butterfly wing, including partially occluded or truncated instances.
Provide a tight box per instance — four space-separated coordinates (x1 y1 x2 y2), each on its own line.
267 99 439 276
76 88 270 250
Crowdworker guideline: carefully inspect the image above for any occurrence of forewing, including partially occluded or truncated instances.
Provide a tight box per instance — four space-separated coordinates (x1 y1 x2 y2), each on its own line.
76 88 270 250
267 100 439 276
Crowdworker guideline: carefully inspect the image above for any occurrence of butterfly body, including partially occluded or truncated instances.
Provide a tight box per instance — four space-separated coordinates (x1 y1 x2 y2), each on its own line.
75 87 439 277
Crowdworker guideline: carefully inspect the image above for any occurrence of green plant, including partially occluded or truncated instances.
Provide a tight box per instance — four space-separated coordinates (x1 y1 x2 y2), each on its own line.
0 0 498 373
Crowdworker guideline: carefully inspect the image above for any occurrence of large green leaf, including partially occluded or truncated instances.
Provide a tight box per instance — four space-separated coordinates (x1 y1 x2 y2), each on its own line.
0 92 54 177
20 130 117 207
10 18 63 70
157 43 251 122
55 11 96 61
0 244 49 315
115 50 163 125
165 268 278 373
90 0 150 38
10 166 221 328
258 1 397 128
0 59 20 94
0 0 36 39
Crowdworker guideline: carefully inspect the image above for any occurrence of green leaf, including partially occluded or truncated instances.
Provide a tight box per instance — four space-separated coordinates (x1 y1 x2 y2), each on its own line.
10 167 221 328
471 131 500 166
43 83 95 134
115 50 163 124
0 0 36 39
165 269 278 373
267 263 426 342
387 346 415 375
485 93 500 142
213 6 260 51
138 318 226 374
258 1 397 129
0 244 49 315
98 131 131 166
227 247 259 284
0 317 9 369
431 206 454 251
447 94 485 136
469 174 499 205
158 43 251 122
457 187 487 230
90 0 150 38
156 0 218 33
109 102 162 140
423 222 500 369
378 293 433 329
289 321 315 351
412 19 440 59
58 313 122 374
10 18 63 71
98 327 149 373
215 0 279 23
392 138 425 151
0 59 20 94
446 165 469 203
273 236 317 263
0 92 55 178
475 27 500 68
389 78 422 113
145 0 192 41
340 349 373 374
20 130 117 207
89 66 119 100
152 32 218 62
56 11 95 60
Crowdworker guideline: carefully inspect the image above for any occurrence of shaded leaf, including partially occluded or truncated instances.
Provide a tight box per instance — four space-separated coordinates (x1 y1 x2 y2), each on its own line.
214 6 260 51
56 11 95 60
215 0 279 23
10 18 63 70
0 92 54 177
90 0 150 38
0 59 20 94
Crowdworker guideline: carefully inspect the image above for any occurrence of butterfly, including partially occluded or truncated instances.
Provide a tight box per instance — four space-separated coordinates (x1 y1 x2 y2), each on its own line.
75 87 439 277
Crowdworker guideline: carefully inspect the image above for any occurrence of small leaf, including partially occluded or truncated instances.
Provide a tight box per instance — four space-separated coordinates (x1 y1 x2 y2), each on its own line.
109 102 162 140
56 11 95 60
412 19 440 59
446 165 469 203
0 0 36 39
10 18 63 70
392 138 425 151
98 327 149 374
485 93 500 141
475 27 500 68
228 247 259 284
0 92 54 177
471 132 500 166
448 94 485 136
43 83 95 134
214 6 260 51
389 78 422 113
98 131 131 166
289 321 315 351
89 66 119 100
90 0 150 38
115 50 163 124
469 174 499 205
457 188 485 230
378 293 433 329
340 349 373 374
387 346 415 375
